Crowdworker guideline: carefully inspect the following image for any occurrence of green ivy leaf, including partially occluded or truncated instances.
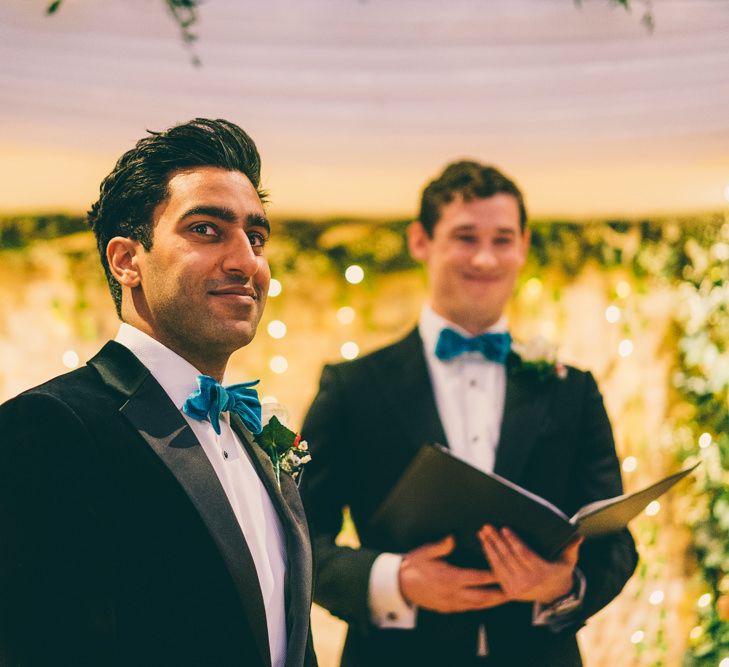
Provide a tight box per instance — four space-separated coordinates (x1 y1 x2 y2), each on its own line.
255 415 297 457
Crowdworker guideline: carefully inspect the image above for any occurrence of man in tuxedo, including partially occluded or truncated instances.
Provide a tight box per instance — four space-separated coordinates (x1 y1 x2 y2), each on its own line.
301 161 638 666
0 119 316 667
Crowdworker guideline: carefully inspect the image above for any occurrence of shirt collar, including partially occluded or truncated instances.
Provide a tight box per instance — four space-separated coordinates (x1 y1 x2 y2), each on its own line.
114 323 211 410
418 304 507 357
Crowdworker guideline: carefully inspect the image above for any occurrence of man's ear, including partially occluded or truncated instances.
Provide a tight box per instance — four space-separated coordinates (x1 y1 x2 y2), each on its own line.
106 237 142 288
407 221 430 262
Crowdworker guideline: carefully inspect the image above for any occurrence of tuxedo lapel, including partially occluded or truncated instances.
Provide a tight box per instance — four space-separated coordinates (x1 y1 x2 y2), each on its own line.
376 328 448 453
230 416 313 667
493 355 551 482
88 342 272 667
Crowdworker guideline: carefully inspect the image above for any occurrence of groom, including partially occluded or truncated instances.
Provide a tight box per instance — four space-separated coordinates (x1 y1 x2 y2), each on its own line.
0 119 316 667
301 161 638 666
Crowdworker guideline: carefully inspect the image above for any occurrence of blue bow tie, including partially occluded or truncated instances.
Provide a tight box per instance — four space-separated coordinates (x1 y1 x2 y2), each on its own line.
435 328 512 364
182 375 262 436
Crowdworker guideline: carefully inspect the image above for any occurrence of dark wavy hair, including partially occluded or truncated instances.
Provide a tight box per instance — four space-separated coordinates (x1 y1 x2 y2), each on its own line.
418 160 527 236
87 118 266 318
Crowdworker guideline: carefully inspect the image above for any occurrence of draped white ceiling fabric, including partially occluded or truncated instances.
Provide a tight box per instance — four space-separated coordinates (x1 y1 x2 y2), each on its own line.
1 0 728 218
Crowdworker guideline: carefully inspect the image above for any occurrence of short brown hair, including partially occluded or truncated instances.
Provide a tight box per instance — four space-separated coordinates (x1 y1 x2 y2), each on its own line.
418 160 527 236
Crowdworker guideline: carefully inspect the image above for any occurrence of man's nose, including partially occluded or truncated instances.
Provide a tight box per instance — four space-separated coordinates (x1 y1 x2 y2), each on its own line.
472 243 498 269
222 231 259 276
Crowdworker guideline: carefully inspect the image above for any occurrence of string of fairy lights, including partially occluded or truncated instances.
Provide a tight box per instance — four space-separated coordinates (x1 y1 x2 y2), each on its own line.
262 264 366 378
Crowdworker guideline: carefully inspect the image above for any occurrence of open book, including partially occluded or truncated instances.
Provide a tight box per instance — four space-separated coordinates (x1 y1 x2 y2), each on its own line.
367 444 699 564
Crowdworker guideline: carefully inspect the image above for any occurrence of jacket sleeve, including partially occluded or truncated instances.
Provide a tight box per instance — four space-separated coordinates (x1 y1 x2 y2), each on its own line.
571 372 639 622
300 364 381 630
0 393 113 667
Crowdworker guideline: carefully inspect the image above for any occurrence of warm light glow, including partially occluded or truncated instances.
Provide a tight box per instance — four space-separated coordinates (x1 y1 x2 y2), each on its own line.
341 341 360 360
270 356 288 374
605 305 621 324
618 339 634 358
261 395 279 404
268 279 282 297
345 265 365 284
645 500 660 517
723 184 729 203
616 281 631 299
720 658 729 667
267 320 287 339
689 626 703 640
337 306 356 324
630 630 644 644
62 350 80 369
699 432 712 449
649 590 665 605
698 593 712 608
622 456 638 473
539 320 557 340
522 277 543 301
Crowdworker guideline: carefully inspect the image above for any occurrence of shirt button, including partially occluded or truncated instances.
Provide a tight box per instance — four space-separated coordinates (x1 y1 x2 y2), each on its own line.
472 436 479 443
386 612 398 621
223 451 229 459
470 379 477 387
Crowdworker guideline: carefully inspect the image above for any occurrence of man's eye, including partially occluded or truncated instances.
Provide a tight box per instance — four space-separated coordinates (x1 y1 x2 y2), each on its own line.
191 223 218 236
248 231 268 248
494 236 514 245
456 235 478 243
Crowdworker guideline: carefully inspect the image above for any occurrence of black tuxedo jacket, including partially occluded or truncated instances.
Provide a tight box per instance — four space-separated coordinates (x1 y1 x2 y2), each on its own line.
0 341 317 667
301 328 638 667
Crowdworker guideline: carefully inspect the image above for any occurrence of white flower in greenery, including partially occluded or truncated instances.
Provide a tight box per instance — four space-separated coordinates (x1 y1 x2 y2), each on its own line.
511 336 567 380
255 402 311 485
707 355 729 393
512 336 557 363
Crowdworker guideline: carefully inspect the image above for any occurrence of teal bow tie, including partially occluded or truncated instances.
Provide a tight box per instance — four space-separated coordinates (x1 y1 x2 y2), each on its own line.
435 328 512 364
182 375 262 436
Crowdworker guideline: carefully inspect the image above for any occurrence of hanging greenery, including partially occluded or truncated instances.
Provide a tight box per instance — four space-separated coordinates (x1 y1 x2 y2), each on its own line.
44 0 653 56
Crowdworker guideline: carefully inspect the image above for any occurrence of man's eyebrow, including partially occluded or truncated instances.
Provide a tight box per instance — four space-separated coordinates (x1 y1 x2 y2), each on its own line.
449 223 516 235
450 223 478 232
247 213 270 234
179 205 237 223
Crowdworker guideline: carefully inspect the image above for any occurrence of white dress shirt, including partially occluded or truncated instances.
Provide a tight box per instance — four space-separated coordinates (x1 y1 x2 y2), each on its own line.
115 323 288 667
367 305 574 629
368 306 507 628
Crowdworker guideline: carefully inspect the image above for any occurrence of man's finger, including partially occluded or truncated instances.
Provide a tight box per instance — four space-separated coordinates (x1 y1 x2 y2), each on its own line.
456 567 499 587
415 534 455 560
456 586 508 610
501 528 540 572
479 527 515 577
559 536 583 564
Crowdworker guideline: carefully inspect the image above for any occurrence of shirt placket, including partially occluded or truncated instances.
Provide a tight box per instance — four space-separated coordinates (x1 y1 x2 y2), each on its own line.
463 356 486 470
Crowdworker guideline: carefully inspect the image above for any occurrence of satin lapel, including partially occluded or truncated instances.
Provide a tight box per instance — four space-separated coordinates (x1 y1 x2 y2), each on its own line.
88 343 272 667
376 328 449 452
493 356 551 482
230 415 313 667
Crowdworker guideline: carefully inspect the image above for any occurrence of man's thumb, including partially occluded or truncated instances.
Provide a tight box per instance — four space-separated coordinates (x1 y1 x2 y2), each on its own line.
418 535 455 560
561 536 583 564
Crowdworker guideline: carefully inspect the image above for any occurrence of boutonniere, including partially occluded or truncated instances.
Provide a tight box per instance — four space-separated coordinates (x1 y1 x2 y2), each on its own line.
254 402 311 486
510 336 568 381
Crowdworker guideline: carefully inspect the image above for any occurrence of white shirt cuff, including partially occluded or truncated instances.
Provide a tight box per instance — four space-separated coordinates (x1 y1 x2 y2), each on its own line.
367 552 417 629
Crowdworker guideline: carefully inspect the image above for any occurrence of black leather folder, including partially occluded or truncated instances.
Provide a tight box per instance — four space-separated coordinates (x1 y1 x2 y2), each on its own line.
368 444 698 565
